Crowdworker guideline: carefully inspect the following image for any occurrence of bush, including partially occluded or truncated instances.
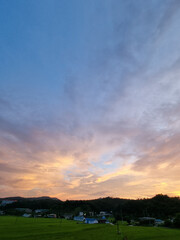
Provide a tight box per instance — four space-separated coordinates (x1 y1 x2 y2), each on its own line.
174 213 180 228
164 219 173 228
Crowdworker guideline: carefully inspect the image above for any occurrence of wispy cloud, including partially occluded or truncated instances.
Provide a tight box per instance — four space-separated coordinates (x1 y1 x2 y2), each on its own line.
0 0 180 199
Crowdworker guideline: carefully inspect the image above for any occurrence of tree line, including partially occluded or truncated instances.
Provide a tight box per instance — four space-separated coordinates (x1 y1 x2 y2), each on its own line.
1 194 180 222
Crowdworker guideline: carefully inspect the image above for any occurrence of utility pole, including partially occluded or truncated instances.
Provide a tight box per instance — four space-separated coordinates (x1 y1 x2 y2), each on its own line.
121 208 123 224
116 221 120 235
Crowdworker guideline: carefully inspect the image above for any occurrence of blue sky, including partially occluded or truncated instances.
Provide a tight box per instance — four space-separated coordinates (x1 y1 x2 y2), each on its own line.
0 0 180 200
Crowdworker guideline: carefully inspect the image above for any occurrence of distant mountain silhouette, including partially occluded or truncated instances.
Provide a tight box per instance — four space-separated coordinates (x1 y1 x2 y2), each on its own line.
1 194 180 219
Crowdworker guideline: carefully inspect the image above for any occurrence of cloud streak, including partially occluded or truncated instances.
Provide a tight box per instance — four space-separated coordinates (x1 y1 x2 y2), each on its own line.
0 0 180 200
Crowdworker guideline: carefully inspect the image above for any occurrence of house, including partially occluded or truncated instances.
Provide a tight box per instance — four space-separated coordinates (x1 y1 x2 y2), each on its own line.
98 211 112 217
16 208 32 213
63 213 73 220
99 211 106 216
155 219 164 225
139 217 155 226
85 218 98 224
74 216 84 221
47 214 57 218
23 213 31 218
0 200 17 206
35 209 49 214
89 211 94 217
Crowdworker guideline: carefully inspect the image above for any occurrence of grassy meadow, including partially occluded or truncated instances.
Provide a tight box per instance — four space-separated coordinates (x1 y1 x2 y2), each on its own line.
0 216 180 240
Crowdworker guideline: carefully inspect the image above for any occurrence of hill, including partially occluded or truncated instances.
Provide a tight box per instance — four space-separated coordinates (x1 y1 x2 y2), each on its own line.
1 194 180 219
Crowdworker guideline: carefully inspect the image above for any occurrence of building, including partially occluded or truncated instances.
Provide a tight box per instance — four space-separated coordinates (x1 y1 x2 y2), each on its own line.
98 211 112 217
63 213 73 220
99 211 106 216
89 211 94 217
23 213 31 218
0 200 17 206
85 218 98 224
155 219 164 226
139 217 155 226
16 208 32 213
74 216 84 221
35 209 49 214
47 214 57 218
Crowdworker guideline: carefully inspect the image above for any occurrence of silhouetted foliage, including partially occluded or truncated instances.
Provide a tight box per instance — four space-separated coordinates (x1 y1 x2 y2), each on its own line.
1 194 180 223
174 213 180 228
114 194 180 221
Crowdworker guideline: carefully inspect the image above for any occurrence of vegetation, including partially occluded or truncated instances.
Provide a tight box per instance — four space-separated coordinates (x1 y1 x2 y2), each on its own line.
174 213 180 228
1 194 180 229
1 194 180 218
0 216 180 240
114 194 180 222
0 216 116 240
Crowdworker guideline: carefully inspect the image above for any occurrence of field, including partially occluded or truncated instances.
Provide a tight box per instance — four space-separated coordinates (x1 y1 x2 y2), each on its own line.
0 216 180 240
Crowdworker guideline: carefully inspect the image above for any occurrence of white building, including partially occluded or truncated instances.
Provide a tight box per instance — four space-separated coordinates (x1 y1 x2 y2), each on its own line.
0 200 17 206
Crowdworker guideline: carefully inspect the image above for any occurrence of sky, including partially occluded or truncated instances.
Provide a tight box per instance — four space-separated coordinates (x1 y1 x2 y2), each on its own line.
0 0 180 200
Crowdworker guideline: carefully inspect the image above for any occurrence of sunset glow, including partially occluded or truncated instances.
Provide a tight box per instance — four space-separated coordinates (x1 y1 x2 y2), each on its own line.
0 0 180 200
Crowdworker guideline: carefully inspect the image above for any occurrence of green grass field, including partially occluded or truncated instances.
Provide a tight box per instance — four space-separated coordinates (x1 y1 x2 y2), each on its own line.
0 216 180 240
